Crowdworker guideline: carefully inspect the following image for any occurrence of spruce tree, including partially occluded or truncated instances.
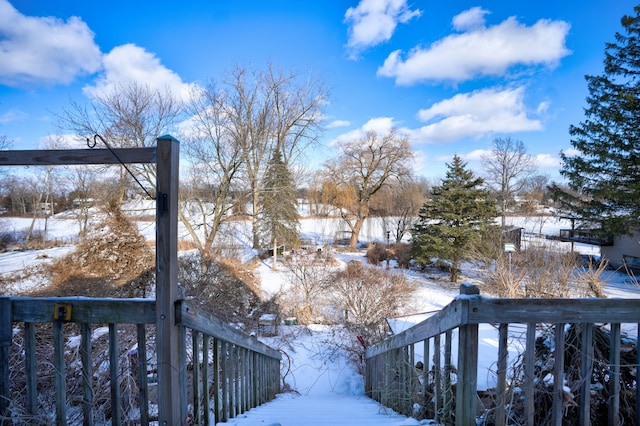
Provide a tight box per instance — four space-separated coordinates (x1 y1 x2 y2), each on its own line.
551 6 640 236
411 155 498 282
259 148 300 269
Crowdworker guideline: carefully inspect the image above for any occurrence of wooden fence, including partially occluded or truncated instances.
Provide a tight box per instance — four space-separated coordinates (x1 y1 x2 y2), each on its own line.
365 284 640 425
0 296 281 425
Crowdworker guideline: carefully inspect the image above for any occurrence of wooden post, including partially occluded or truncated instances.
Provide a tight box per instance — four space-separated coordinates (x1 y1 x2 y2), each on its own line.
456 283 479 426
155 135 182 425
0 297 11 424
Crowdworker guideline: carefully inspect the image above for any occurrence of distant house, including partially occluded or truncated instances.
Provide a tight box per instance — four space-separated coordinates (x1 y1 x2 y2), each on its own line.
600 232 640 271
558 227 640 271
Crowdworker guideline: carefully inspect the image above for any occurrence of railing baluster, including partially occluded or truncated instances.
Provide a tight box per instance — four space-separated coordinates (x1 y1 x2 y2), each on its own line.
443 330 452 423
214 338 222 423
1 297 12 422
192 330 201 424
579 323 593 426
108 323 121 426
636 325 640 426
202 334 210 426
136 324 149 426
422 338 430 417
609 322 621 426
221 341 229 422
495 323 508 426
524 323 536 425
54 319 67 425
552 323 565 426
433 333 441 423
24 322 37 417
81 323 94 426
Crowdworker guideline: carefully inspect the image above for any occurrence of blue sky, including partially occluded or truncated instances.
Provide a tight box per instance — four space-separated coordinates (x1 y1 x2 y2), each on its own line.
0 0 636 180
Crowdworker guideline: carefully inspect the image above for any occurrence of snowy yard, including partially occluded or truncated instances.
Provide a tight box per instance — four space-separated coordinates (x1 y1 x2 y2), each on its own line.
2 210 640 424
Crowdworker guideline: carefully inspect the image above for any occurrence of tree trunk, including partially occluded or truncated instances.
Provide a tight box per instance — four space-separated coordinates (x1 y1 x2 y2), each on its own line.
272 237 278 271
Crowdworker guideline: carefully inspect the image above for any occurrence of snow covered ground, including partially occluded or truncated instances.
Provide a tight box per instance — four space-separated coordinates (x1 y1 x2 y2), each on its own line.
2 209 640 425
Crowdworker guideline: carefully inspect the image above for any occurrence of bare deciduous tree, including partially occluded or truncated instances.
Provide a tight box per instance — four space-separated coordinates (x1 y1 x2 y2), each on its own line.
323 129 414 249
481 137 536 227
181 82 244 258
370 176 428 243
57 82 185 199
225 64 327 248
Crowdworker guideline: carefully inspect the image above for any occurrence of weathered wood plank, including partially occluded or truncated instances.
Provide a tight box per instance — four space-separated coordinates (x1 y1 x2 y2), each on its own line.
11 297 156 324
365 299 465 357
0 148 157 166
468 297 640 324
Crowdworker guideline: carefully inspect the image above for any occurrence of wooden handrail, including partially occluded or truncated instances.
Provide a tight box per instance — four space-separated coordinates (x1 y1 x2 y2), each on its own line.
365 284 640 425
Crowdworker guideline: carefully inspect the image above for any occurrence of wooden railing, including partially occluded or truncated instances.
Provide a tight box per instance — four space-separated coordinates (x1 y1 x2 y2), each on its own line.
365 284 640 426
0 296 281 425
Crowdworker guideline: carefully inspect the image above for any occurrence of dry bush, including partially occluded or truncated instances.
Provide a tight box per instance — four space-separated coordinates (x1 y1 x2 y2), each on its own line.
484 253 527 298
177 252 262 329
323 260 417 373
365 243 389 266
577 257 609 298
28 201 155 298
280 255 334 324
393 243 413 269
8 322 156 425
516 245 579 298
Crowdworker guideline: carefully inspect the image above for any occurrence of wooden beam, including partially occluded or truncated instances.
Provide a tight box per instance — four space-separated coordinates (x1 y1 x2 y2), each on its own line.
0 148 157 166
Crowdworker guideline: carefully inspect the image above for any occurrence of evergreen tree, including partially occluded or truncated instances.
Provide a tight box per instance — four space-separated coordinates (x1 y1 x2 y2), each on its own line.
259 148 300 270
551 6 640 236
411 155 498 282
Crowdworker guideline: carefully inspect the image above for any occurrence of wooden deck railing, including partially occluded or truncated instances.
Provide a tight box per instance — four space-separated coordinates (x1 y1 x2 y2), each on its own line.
365 284 640 426
0 296 281 425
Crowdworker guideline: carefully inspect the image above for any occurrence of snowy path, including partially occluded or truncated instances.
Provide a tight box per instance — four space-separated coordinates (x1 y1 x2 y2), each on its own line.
219 394 418 426
215 325 424 426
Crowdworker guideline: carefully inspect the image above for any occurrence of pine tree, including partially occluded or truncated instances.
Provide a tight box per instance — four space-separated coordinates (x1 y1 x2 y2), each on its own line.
551 6 640 236
411 155 498 282
259 148 300 270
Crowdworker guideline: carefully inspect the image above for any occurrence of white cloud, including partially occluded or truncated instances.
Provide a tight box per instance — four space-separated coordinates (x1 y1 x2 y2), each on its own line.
377 9 570 85
83 44 197 102
452 7 489 31
0 0 102 87
326 119 352 129
411 87 543 144
329 117 400 145
0 108 28 124
344 0 421 59
462 148 491 162
534 153 561 169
